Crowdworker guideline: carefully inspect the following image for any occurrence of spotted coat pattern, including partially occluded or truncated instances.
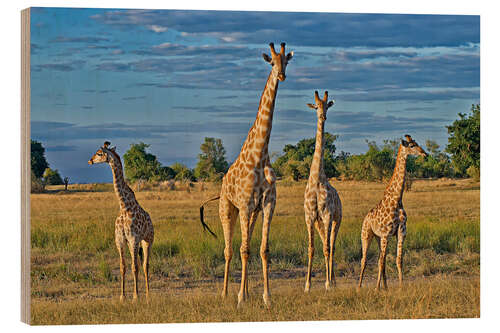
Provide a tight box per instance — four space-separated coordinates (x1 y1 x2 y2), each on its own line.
303 91 342 292
200 43 293 308
89 143 154 300
358 135 427 290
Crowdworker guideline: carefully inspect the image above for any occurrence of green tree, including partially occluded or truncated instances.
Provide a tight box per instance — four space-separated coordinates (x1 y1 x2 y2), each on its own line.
31 140 49 178
194 137 229 181
171 162 195 181
42 168 63 185
123 143 172 182
445 104 480 177
272 132 338 180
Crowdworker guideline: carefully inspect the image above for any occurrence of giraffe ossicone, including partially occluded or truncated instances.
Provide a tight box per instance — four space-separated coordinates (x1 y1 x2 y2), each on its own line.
88 141 155 301
304 90 342 292
200 42 293 308
358 135 427 291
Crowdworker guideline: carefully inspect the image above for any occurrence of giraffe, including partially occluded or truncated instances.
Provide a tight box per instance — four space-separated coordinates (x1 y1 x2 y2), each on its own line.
200 42 293 308
357 135 427 291
88 141 154 301
303 91 342 292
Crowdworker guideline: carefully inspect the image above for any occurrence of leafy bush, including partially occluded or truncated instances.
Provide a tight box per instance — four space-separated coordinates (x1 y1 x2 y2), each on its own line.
171 163 195 181
43 168 64 185
31 171 44 193
335 141 395 181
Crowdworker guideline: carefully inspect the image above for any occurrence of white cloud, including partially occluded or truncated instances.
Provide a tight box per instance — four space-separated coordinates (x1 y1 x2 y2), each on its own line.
147 25 167 33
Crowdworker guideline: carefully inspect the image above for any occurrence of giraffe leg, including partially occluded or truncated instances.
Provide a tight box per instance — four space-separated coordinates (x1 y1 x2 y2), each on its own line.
261 188 275 308
238 208 252 308
304 216 315 293
115 225 126 301
376 236 388 290
128 241 139 300
141 239 151 299
329 213 341 288
376 236 388 291
117 242 126 301
397 224 406 288
219 196 237 299
321 224 331 291
358 225 373 291
245 211 260 298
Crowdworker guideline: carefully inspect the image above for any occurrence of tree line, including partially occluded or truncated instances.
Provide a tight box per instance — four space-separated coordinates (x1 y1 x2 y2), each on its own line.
31 104 480 191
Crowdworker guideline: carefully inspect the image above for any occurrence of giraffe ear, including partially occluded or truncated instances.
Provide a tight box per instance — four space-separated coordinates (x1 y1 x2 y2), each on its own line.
327 100 334 109
286 51 294 62
103 141 110 148
307 103 317 110
110 146 116 152
401 139 409 147
262 53 272 63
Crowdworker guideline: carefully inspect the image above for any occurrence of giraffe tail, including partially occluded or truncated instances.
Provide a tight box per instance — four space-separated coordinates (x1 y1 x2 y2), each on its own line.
199 196 220 238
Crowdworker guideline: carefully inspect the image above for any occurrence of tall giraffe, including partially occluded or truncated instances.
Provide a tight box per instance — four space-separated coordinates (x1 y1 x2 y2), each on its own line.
304 91 342 292
88 141 154 301
200 42 293 307
358 135 427 291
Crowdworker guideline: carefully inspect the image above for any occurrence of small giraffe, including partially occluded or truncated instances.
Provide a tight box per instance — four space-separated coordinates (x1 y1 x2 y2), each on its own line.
200 42 293 308
358 135 427 291
304 91 342 292
88 141 154 300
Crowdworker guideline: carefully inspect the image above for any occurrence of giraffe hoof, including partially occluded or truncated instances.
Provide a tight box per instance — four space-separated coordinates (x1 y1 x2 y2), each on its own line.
262 294 271 308
237 291 245 307
325 282 331 291
120 295 125 302
304 282 311 293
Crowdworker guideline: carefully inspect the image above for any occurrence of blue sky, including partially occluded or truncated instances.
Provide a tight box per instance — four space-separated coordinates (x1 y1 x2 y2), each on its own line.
30 8 480 183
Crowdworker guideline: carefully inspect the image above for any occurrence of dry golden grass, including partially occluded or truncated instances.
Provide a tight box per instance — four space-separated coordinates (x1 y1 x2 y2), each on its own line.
31 179 479 324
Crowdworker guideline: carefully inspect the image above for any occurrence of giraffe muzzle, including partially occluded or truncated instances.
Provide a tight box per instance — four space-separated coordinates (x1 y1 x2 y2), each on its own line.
278 73 286 81
88 160 93 165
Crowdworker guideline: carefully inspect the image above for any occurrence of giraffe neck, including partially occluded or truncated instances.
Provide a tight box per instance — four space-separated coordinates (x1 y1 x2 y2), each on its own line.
108 152 137 211
242 70 279 160
309 117 326 182
384 145 407 203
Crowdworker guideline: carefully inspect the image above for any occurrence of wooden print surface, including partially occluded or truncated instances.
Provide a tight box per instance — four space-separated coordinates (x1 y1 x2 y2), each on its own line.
23 7 480 325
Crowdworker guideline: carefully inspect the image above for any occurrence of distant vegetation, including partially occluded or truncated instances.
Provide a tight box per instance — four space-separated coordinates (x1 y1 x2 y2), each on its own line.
31 104 480 188
272 133 338 180
30 140 65 193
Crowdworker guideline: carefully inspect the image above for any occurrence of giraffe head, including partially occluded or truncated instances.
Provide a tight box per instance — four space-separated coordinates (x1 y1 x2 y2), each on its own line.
88 141 116 165
401 135 427 158
262 42 293 81
307 90 335 121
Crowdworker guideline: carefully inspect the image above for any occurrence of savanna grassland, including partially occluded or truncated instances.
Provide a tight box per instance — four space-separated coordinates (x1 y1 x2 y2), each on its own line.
30 179 480 325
